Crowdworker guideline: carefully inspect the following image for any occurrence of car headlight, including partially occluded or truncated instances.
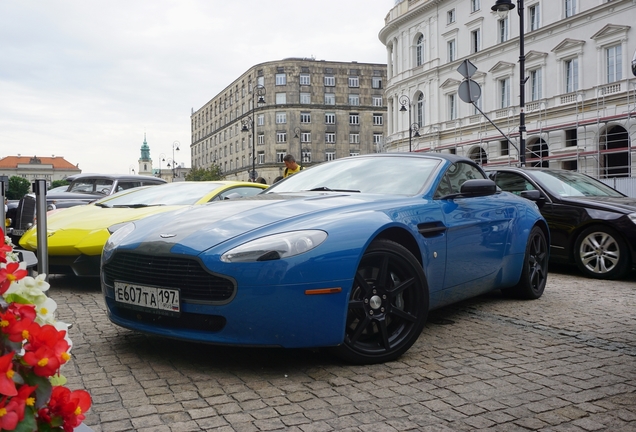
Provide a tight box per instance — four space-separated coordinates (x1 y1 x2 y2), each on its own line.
221 230 327 263
629 212 636 225
102 222 135 260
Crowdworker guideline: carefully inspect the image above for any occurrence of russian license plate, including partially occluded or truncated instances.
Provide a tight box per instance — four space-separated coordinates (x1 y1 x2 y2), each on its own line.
12 230 25 236
114 282 180 315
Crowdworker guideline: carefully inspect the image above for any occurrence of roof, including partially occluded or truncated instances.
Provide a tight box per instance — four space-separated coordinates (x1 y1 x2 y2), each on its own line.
0 156 80 170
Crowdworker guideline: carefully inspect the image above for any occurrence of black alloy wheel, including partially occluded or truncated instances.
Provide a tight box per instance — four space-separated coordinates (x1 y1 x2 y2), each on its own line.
574 226 629 280
504 225 548 299
333 239 429 364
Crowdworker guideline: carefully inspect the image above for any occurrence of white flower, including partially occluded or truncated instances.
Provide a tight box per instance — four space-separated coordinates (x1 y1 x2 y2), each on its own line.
35 296 58 325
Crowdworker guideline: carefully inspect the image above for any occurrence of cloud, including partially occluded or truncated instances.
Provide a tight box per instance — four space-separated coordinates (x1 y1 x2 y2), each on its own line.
0 0 390 174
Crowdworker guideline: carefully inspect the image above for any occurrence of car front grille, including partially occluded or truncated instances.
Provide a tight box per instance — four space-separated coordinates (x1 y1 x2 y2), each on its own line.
103 252 235 303
14 195 36 231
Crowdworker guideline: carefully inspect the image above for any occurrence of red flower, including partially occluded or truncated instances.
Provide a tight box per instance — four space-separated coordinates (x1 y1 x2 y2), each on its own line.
0 353 16 397
39 387 91 432
0 262 28 294
0 303 36 342
0 243 12 264
0 395 20 431
23 324 70 377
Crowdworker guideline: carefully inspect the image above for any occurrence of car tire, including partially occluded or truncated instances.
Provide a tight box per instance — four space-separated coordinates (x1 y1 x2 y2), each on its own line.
574 226 630 280
503 225 548 299
332 239 429 364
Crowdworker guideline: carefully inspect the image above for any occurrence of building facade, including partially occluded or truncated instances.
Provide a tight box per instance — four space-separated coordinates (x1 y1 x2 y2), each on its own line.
190 58 387 183
0 155 81 185
381 0 636 178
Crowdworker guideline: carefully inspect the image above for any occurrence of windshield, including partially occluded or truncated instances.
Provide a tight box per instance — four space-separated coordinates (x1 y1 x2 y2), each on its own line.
68 179 114 194
533 171 625 198
266 156 441 195
95 182 224 207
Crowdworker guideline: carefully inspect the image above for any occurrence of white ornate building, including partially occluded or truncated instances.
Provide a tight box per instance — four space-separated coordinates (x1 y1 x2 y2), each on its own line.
380 0 636 179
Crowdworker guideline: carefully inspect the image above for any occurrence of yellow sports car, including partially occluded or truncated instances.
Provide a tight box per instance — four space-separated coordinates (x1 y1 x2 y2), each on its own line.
19 181 268 276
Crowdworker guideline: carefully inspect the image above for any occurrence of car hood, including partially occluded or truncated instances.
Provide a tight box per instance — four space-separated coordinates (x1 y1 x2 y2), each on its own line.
560 195 636 214
120 193 402 254
47 191 104 202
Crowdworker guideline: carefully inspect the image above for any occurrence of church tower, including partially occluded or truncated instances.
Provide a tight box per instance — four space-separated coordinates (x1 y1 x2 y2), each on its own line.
138 133 153 176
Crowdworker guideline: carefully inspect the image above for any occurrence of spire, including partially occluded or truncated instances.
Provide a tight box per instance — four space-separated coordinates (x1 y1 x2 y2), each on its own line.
140 133 150 161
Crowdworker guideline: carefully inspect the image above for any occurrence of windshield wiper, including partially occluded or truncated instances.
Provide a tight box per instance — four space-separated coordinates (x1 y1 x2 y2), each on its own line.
112 204 165 208
306 187 360 193
94 203 111 208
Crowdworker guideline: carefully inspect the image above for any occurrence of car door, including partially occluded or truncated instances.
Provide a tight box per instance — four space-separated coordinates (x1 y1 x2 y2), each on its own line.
436 162 515 295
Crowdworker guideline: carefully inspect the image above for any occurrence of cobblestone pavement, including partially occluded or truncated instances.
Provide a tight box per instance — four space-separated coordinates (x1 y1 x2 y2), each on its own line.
49 265 635 432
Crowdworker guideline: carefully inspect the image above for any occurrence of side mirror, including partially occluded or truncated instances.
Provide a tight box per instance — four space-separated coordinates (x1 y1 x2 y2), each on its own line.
520 190 546 208
459 179 497 197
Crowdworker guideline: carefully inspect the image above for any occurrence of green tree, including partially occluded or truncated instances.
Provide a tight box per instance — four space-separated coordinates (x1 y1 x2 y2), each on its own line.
185 166 223 181
6 176 31 200
49 179 70 189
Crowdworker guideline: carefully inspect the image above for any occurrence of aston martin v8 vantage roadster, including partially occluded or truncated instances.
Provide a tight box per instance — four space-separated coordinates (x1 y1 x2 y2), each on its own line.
101 154 549 364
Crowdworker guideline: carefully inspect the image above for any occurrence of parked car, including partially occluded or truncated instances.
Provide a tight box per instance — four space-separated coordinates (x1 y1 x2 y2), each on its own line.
7 173 166 244
19 181 268 276
101 154 548 364
486 167 636 280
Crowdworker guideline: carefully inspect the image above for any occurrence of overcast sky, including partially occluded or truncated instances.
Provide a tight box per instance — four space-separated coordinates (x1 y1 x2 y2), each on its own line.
0 0 392 175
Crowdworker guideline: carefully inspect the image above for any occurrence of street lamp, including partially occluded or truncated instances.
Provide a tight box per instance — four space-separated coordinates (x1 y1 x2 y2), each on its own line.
241 84 266 181
492 0 526 166
293 127 301 164
399 95 420 152
128 165 135 174
172 141 180 178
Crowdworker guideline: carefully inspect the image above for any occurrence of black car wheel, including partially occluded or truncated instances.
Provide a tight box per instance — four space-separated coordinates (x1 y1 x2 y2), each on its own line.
503 225 548 299
574 226 629 280
332 239 428 364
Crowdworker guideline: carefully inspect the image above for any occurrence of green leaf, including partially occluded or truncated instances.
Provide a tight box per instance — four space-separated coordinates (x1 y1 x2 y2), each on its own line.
49 373 67 386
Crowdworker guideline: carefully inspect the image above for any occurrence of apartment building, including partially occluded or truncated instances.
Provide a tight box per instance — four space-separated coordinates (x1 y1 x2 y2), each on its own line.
190 58 387 183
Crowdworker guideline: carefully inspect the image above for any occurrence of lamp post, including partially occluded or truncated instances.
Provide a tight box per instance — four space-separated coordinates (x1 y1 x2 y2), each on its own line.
172 141 180 178
492 0 526 166
399 95 420 152
128 165 135 175
241 84 266 181
293 127 301 164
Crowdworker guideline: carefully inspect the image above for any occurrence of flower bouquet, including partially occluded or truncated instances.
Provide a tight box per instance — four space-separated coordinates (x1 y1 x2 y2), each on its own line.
0 231 91 431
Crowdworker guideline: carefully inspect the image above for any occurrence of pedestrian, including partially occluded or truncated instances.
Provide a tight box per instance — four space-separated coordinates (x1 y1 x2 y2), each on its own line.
283 154 303 178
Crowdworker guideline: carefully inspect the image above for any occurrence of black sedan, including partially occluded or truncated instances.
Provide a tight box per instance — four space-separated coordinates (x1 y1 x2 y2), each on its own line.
487 167 636 279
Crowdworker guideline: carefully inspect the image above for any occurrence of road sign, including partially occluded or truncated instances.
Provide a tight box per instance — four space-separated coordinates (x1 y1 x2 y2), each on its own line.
458 79 482 104
457 59 478 79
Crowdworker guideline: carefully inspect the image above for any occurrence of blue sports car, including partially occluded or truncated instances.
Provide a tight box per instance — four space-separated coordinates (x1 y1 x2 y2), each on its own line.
101 154 549 364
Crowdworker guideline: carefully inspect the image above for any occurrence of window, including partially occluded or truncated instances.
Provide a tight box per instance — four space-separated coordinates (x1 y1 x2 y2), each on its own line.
350 152 360 157
276 132 287 143
565 0 576 17
499 17 508 43
257 114 264 126
448 93 457 120
324 93 336 105
606 45 622 83
348 76 359 87
325 113 335 124
300 73 311 85
258 151 265 164
471 29 481 53
448 40 456 62
273 152 284 163
350 133 360 144
529 4 540 31
257 133 264 145
373 114 383 126
301 132 311 143
416 34 424 66
325 133 336 143
302 151 311 163
300 112 311 123
373 134 383 144
324 76 335 86
372 76 383 89
275 112 287 124
417 93 424 126
349 94 360 106
276 93 287 104
257 76 264 87
447 9 456 24
349 114 360 125
275 73 286 85
565 58 578 93
373 96 383 107
530 69 542 101
300 92 311 104
499 78 511 108
325 151 335 161
471 0 480 12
